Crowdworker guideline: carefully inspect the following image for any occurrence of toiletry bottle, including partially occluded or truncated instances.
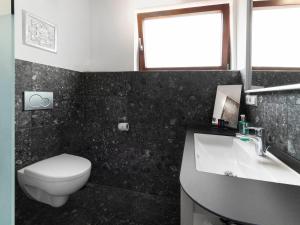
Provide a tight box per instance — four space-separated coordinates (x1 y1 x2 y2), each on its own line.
239 115 248 135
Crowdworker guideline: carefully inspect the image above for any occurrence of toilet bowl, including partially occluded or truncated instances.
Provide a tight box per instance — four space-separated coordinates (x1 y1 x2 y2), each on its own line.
17 154 91 207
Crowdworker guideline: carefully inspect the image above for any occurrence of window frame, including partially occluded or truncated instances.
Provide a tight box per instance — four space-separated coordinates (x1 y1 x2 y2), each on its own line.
252 0 300 71
137 4 230 71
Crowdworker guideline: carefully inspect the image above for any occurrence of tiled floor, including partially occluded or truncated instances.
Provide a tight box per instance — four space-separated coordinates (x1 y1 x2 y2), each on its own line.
16 183 180 225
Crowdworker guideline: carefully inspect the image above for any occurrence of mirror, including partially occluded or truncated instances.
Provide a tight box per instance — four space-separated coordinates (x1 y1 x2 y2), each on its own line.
212 85 242 129
251 1 300 89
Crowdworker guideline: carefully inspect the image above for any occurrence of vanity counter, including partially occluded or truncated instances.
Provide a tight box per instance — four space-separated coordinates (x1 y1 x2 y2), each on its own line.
180 129 300 225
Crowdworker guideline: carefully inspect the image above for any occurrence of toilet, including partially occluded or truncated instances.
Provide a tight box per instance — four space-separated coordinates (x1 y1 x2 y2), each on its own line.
17 154 91 207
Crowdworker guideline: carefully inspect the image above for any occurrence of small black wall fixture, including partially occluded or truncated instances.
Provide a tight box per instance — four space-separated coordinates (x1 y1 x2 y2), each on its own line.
11 0 14 14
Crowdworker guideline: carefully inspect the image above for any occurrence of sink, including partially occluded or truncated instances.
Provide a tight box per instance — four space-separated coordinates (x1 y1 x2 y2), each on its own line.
194 133 300 186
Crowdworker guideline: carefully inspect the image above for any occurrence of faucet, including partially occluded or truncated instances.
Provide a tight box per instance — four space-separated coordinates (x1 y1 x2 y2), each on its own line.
236 127 270 156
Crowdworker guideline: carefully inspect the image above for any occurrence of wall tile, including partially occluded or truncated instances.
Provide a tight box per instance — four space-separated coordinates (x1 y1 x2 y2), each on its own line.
253 71 300 88
16 183 179 225
16 60 242 225
247 90 300 165
15 60 84 169
15 60 32 96
287 93 300 159
82 70 242 197
85 72 131 97
247 77 300 163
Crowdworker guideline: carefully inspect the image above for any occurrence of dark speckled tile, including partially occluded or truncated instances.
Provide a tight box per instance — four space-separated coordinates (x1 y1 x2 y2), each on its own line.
16 59 242 225
15 60 89 225
132 193 180 225
87 142 182 198
15 60 32 96
15 60 85 170
15 94 31 129
74 70 242 198
16 125 63 170
247 90 300 165
16 183 179 225
15 128 32 169
128 71 241 100
262 102 288 148
253 71 300 87
287 93 300 159
85 72 131 97
83 70 242 198
16 60 300 225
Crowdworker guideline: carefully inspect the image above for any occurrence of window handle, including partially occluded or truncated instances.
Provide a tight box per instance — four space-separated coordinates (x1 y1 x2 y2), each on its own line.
139 38 144 51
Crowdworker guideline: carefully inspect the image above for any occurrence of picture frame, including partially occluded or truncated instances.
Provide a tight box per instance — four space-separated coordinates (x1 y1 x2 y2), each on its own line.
22 10 57 53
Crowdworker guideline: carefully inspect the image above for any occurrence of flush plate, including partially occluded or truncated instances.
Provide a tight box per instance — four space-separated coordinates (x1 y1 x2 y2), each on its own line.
24 91 53 111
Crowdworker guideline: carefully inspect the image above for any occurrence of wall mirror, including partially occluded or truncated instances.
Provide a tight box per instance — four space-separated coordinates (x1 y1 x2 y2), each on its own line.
212 85 242 129
250 0 300 91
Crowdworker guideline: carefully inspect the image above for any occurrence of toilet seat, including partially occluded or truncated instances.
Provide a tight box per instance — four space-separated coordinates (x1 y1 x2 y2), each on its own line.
20 154 91 182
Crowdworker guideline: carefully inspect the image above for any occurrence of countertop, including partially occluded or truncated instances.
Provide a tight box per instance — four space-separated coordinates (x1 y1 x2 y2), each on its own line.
179 128 300 225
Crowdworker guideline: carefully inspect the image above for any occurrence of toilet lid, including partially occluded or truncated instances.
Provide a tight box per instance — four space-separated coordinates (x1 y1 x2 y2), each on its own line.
24 154 91 182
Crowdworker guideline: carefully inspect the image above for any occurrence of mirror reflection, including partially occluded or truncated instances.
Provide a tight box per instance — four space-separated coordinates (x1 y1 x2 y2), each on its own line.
212 85 242 129
251 0 300 88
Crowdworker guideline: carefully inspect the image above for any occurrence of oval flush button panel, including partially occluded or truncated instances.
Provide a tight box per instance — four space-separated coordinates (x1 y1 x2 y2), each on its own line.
24 91 53 110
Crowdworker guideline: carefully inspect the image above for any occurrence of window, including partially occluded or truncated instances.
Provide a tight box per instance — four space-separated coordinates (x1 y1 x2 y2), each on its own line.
137 4 230 71
252 1 300 70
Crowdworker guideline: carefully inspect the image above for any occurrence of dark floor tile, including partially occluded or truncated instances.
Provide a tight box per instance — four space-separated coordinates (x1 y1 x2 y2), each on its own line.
16 183 180 225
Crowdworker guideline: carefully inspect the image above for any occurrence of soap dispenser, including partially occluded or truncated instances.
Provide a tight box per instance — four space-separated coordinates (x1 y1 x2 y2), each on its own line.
239 115 248 135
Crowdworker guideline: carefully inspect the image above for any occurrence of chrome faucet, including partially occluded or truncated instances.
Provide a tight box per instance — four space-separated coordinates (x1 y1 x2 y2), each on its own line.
236 127 270 156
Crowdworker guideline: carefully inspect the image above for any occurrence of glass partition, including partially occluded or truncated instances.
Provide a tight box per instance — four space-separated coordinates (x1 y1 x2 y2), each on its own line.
0 7 15 225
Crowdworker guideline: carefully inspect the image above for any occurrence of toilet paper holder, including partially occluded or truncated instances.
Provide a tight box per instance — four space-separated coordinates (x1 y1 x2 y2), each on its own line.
118 122 129 131
118 117 129 131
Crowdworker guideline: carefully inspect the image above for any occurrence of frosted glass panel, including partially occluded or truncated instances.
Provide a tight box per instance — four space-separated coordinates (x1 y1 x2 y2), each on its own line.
0 15 15 225
143 12 223 68
252 6 300 68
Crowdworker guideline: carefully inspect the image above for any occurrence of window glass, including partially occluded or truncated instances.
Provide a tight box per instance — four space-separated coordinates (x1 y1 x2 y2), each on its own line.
143 12 223 68
252 5 300 68
137 5 230 70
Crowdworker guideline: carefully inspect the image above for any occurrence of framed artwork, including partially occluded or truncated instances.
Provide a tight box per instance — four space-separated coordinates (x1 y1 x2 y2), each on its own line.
22 10 57 53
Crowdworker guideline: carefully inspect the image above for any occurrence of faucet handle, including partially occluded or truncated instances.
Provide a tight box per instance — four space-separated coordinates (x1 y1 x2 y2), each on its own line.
247 127 264 136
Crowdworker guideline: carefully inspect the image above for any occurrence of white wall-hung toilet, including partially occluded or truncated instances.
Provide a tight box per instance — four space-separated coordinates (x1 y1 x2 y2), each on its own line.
17 154 91 207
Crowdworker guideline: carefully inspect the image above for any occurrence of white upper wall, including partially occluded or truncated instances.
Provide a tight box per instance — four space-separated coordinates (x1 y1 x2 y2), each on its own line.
14 0 250 73
0 0 11 15
15 0 91 72
89 0 136 72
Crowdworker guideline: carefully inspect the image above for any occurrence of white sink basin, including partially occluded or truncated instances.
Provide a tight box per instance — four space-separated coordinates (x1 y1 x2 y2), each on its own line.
194 133 300 186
